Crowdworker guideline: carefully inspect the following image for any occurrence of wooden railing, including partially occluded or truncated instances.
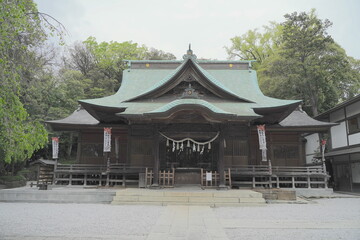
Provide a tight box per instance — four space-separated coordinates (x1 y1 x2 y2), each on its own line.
53 163 329 189
145 168 175 188
54 163 147 187
230 165 328 189
200 168 232 187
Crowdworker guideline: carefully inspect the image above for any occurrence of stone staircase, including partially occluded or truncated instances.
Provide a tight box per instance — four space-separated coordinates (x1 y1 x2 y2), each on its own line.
111 188 266 206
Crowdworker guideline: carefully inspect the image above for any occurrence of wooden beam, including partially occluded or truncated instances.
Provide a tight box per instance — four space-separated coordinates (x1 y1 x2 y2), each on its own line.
151 126 160 188
218 127 226 189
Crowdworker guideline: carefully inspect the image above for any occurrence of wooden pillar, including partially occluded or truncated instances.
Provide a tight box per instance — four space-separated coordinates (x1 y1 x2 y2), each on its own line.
151 127 160 188
115 137 120 164
52 160 58 185
105 153 110 186
69 165 72 186
122 163 126 187
84 173 87 186
126 127 132 166
218 128 226 189
76 131 82 163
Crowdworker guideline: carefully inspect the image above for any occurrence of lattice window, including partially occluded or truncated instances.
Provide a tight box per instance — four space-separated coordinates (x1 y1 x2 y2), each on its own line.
348 115 360 134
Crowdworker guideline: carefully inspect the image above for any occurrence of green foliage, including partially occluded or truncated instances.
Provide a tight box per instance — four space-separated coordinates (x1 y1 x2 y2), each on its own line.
0 0 49 167
82 37 177 91
0 90 48 163
0 175 26 182
261 10 360 115
226 22 282 69
145 48 176 60
84 37 147 86
227 9 360 116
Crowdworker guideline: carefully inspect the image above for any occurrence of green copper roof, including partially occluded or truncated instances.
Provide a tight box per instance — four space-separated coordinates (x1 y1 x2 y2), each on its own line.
147 99 232 114
79 54 301 122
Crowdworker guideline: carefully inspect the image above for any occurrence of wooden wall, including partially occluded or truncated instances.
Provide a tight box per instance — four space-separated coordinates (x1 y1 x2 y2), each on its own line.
250 130 305 166
77 125 306 168
78 128 128 164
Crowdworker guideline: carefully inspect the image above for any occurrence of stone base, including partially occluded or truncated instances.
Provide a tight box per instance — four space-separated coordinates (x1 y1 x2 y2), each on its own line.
175 172 201 185
111 188 266 206
254 189 296 201
0 188 116 203
294 188 334 198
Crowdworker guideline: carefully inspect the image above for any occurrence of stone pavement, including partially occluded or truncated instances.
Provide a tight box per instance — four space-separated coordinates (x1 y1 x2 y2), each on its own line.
147 205 228 240
1 198 360 240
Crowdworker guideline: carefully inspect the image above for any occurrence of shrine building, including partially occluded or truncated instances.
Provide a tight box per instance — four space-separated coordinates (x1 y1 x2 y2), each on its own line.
46 47 334 189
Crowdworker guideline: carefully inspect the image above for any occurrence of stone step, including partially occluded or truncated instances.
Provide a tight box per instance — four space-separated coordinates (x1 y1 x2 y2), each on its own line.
115 189 263 198
111 189 266 206
0 189 116 204
111 201 265 207
112 195 265 203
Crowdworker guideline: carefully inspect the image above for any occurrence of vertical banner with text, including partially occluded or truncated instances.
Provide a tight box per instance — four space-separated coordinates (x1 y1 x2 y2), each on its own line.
257 125 267 162
103 128 112 153
52 137 59 159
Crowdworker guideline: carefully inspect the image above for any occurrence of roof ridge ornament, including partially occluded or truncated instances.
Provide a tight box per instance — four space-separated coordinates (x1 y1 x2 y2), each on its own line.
181 83 199 99
183 43 197 60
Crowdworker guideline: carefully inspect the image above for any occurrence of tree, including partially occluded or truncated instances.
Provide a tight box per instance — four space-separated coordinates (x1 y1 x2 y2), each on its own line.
81 37 177 93
66 42 95 76
0 0 51 173
226 23 282 69
260 10 360 116
145 48 176 60
84 37 148 87
227 9 360 116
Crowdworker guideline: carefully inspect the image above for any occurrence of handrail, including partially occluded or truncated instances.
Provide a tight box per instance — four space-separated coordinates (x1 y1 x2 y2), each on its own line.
55 163 150 173
229 164 326 176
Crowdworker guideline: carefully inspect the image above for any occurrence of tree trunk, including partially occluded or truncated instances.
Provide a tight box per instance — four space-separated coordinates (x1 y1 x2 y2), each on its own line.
310 94 319 116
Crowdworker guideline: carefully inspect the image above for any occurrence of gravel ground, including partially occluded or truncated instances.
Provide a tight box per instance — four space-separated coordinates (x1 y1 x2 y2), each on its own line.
0 198 359 240
215 198 360 240
0 203 163 239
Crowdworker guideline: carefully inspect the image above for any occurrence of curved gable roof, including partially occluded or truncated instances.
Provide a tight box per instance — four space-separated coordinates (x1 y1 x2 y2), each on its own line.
77 49 301 123
124 58 253 103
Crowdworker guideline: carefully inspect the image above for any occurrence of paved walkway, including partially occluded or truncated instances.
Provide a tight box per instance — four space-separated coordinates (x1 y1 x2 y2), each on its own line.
147 205 228 240
1 198 360 240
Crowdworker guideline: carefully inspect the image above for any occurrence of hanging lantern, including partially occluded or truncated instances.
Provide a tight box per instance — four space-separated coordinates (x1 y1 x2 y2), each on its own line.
180 142 184 151
197 144 200 152
172 142 175 152
187 140 190 148
193 143 196 151
208 142 211 150
224 139 227 148
176 142 179 150
166 139 169 147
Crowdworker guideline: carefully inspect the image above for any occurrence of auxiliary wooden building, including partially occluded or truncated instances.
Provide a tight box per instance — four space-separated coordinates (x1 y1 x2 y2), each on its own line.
47 48 334 188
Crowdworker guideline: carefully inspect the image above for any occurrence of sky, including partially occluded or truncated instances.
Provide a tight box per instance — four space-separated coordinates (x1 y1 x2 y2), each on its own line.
35 0 360 60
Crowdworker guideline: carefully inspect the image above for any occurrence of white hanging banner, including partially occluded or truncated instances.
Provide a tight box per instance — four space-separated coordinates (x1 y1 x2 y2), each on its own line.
103 128 112 152
257 125 266 150
52 137 59 159
206 172 212 181
257 125 267 162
